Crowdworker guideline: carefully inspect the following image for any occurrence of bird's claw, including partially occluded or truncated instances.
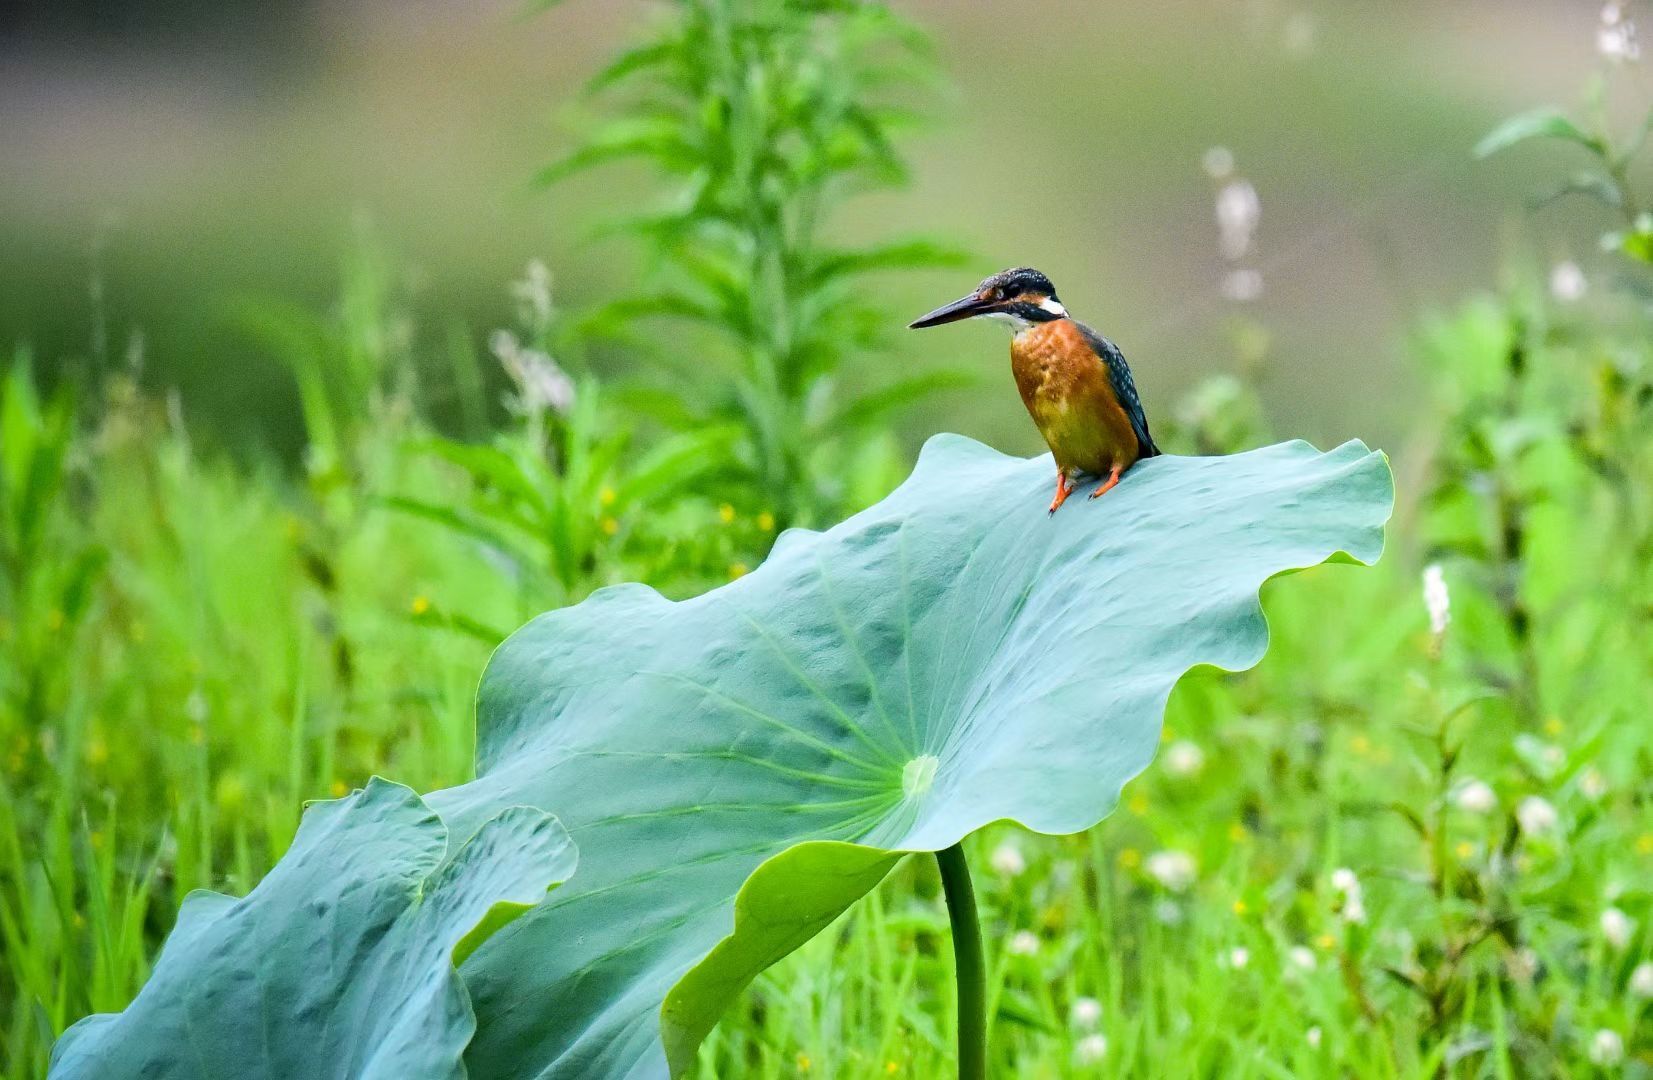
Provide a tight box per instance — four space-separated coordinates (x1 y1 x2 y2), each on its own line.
1089 466 1124 500
1048 472 1074 515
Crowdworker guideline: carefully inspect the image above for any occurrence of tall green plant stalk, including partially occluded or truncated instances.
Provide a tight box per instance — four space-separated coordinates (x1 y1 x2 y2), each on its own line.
546 0 968 528
935 841 986 1080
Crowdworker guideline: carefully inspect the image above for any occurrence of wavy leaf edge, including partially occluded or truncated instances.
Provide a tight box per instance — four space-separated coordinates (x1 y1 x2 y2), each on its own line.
468 433 1393 1077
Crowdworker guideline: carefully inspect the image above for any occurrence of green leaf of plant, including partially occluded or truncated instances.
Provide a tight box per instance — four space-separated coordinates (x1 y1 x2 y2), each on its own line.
1529 170 1624 211
1474 109 1605 159
49 780 576 1080
1621 228 1653 263
423 434 1392 1078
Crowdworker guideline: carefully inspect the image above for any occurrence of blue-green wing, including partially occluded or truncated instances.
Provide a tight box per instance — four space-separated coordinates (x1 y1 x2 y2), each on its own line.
1075 321 1159 458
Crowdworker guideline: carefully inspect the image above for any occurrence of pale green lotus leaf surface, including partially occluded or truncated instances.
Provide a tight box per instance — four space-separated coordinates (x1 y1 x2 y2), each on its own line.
50 779 576 1080
428 434 1393 1078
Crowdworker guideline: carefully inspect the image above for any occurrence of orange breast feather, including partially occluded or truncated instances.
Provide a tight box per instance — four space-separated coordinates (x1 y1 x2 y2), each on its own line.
1010 321 1140 475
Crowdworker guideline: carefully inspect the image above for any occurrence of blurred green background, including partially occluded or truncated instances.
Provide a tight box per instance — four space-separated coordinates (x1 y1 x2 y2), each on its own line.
3 0 1639 458
8 3 1653 1077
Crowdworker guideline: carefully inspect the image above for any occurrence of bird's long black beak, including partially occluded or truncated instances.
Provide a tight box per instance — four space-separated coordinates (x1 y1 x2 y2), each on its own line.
908 293 989 329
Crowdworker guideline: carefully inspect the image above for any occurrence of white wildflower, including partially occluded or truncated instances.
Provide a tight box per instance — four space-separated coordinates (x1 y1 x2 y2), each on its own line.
1216 179 1261 260
1549 260 1587 302
1202 146 1235 180
1516 795 1558 836
1074 1033 1108 1065
989 841 1026 878
1070 997 1103 1029
1599 2 1640 62
185 688 209 725
491 330 575 417
1224 946 1250 970
1579 767 1607 800
1008 930 1040 956
1153 899 1185 925
1453 779 1497 814
1629 961 1653 997
1145 850 1197 893
1589 1028 1624 1066
1600 907 1633 950
1306 1025 1323 1050
1221 268 1264 302
1163 740 1206 778
1288 945 1317 972
1330 868 1367 924
510 259 555 331
1422 564 1451 637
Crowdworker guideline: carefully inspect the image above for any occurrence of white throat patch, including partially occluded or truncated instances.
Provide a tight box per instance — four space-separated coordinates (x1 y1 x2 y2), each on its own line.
985 295 1067 333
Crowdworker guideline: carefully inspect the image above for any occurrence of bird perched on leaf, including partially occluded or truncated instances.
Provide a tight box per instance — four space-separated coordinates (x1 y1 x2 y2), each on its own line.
909 267 1159 514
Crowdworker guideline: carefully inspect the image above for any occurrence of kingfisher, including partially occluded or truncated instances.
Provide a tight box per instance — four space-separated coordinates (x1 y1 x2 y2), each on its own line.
909 267 1159 514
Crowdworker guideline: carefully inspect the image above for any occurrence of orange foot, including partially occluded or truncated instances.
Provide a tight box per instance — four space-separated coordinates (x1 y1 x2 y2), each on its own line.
1047 470 1074 515
1089 465 1124 500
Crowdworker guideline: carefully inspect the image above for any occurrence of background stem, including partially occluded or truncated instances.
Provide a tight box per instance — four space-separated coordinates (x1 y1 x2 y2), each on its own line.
935 840 987 1080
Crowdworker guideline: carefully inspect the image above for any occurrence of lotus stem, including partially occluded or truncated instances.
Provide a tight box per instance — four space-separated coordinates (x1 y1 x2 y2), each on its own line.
935 840 987 1080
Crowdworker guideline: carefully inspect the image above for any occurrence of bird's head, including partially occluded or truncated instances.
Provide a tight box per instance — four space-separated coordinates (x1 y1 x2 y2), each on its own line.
907 267 1067 331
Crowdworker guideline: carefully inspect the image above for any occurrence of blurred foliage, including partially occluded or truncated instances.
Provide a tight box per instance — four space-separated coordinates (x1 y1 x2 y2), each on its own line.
544 0 971 529
0 357 104 732
1478 65 1653 292
3 2 1653 1078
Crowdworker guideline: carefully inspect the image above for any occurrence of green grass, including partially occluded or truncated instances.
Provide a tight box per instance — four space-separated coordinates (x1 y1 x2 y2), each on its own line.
4 270 1652 1077
6 2 1653 1075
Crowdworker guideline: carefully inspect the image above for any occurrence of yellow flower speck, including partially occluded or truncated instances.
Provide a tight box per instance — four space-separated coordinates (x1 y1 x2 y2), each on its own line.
718 503 736 524
330 779 348 798
1232 899 1248 916
885 1063 899 1075
1127 794 1148 815
601 517 619 537
1351 734 1371 756
1636 833 1653 855
1455 841 1474 859
600 487 617 507
1543 716 1563 736
758 510 775 531
410 595 432 616
85 738 108 766
1118 847 1141 869
728 562 748 579
1314 933 1336 950
796 1052 811 1072
1227 822 1247 842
